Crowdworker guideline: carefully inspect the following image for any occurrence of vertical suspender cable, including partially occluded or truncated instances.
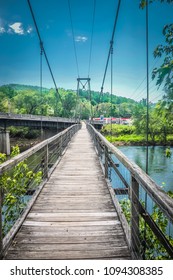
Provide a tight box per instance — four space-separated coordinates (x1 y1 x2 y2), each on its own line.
99 0 121 103
110 45 113 142
27 0 62 109
142 0 149 260
40 42 43 139
68 0 80 78
146 0 149 175
88 0 96 77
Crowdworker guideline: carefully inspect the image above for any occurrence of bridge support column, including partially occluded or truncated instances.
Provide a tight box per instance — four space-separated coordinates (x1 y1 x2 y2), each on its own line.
0 188 2 259
130 176 140 258
0 131 10 155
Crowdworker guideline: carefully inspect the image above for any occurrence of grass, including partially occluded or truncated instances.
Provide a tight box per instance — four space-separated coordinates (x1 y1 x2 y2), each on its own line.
101 124 173 145
106 134 145 144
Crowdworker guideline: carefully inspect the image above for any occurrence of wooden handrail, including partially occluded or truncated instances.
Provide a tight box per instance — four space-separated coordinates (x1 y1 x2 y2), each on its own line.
87 124 173 221
87 123 173 259
0 123 81 257
0 124 79 175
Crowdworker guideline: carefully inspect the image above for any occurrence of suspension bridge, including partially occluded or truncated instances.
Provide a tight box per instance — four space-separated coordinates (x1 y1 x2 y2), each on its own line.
0 122 173 259
0 0 173 260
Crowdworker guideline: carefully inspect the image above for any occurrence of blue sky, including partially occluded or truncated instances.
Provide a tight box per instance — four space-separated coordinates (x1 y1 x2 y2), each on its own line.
0 0 172 101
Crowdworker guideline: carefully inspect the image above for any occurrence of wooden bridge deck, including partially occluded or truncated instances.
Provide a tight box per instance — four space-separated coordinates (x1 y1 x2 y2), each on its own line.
4 124 131 259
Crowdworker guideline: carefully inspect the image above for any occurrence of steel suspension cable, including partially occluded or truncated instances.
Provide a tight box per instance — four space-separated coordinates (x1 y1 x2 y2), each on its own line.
99 0 121 97
146 0 149 175
27 0 62 105
88 0 96 77
130 58 160 101
40 42 43 138
68 0 80 78
110 46 113 142
143 0 149 260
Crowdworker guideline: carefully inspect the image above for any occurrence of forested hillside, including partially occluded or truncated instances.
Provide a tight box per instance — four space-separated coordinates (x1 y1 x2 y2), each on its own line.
1 83 173 146
0 84 137 119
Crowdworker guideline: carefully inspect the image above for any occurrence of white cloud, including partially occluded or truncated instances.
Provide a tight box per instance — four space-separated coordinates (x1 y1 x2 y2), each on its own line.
27 26 33 34
0 26 5 34
9 22 24 35
75 36 88 43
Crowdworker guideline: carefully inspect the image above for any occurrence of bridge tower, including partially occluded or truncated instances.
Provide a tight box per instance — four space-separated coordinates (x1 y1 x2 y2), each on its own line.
76 77 92 119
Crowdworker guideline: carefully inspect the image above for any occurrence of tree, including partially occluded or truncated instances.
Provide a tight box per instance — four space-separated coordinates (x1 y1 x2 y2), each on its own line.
60 90 77 117
140 0 173 9
140 1 173 99
13 90 42 114
152 24 173 97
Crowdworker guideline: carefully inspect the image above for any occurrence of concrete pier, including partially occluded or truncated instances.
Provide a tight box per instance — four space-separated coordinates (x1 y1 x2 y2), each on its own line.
0 131 10 155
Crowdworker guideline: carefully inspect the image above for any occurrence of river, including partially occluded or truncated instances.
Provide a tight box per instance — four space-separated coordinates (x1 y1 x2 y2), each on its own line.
117 146 173 193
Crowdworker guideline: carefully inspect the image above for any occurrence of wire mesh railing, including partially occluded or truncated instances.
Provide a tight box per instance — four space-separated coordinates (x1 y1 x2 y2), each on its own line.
87 123 173 260
0 123 81 258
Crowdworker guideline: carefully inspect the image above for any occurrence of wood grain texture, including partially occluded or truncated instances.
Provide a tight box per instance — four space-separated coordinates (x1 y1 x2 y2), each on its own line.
4 123 131 260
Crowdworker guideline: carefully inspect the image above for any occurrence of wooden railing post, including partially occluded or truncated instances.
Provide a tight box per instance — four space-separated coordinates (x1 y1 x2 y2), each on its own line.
104 146 109 178
94 133 97 151
0 188 3 259
44 144 49 178
130 176 140 258
60 134 63 156
69 129 71 142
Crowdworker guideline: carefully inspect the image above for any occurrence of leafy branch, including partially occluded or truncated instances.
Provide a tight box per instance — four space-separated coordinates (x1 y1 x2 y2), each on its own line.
0 146 42 236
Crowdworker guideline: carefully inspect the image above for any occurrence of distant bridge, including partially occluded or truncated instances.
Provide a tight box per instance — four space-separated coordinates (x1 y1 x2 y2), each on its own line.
0 113 78 130
0 112 103 130
0 113 102 155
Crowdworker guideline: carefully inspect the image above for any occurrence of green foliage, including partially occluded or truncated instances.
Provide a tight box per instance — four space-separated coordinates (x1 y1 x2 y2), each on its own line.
0 84 138 119
13 90 43 115
9 126 40 139
106 134 145 144
131 103 173 145
140 0 173 9
119 198 173 259
152 24 173 96
140 0 173 129
1 162 42 235
0 145 42 236
0 153 7 164
167 190 173 198
101 124 135 136
10 145 20 157
165 147 172 157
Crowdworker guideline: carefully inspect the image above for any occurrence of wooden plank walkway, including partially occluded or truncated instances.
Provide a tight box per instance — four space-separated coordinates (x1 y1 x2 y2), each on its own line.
4 123 131 259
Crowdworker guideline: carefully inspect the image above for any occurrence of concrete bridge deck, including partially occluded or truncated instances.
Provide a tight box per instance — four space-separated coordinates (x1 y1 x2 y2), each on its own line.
4 124 131 259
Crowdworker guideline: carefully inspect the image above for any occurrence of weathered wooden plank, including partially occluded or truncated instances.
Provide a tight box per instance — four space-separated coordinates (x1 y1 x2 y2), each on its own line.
5 249 131 260
36 195 111 200
30 209 116 213
9 242 129 252
15 229 124 237
35 200 113 205
19 224 123 233
31 206 115 212
39 193 110 197
13 235 126 244
23 220 120 227
28 212 117 219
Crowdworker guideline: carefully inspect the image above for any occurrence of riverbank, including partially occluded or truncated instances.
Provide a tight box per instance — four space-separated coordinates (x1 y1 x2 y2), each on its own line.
101 124 173 147
104 135 173 147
